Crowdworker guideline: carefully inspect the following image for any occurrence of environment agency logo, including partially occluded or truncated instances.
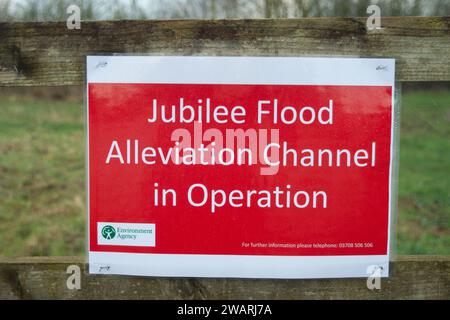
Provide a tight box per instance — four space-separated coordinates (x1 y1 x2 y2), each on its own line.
97 222 156 247
101 225 116 240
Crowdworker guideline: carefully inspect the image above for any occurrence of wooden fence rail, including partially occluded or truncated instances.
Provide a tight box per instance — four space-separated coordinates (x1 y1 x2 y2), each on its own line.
0 17 449 86
0 256 449 299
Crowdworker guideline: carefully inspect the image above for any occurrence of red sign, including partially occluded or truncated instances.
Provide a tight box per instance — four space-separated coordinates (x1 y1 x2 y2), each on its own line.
87 56 395 278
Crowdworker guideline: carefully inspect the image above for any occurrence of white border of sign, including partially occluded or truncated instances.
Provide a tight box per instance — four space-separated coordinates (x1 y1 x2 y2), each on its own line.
87 56 394 86
86 56 395 279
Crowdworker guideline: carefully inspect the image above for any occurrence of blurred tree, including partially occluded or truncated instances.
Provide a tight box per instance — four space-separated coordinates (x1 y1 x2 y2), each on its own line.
333 0 352 17
390 0 405 16
293 0 311 17
264 0 289 18
111 0 127 20
410 0 423 16
17 0 39 21
4 0 449 21
355 0 372 16
433 0 450 15
223 0 239 18
82 0 95 20
0 0 12 21
131 0 147 19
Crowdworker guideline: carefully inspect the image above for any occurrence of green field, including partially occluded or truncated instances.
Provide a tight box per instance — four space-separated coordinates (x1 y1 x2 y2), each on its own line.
0 90 448 256
396 91 449 254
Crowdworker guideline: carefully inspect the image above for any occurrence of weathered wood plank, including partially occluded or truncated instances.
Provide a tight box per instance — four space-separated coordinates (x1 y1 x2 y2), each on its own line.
0 256 448 299
0 17 449 86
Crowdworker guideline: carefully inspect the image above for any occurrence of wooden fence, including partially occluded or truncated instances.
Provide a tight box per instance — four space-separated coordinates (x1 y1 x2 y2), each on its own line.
0 17 449 85
0 17 449 299
0 256 448 299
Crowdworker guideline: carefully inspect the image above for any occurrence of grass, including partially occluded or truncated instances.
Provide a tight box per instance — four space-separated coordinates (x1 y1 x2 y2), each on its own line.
0 90 448 256
396 90 450 254
0 96 85 256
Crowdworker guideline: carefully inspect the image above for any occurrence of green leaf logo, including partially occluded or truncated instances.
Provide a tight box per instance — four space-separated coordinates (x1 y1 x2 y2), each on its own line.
101 225 116 240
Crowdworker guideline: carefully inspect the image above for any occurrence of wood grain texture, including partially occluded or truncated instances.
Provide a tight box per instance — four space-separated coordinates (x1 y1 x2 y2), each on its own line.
0 256 448 299
0 17 449 86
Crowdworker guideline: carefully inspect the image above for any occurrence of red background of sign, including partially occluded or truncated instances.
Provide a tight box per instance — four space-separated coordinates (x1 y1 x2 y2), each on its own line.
88 83 392 255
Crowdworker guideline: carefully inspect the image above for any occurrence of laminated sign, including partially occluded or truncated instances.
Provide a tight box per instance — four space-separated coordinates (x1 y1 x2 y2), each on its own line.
87 56 396 278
